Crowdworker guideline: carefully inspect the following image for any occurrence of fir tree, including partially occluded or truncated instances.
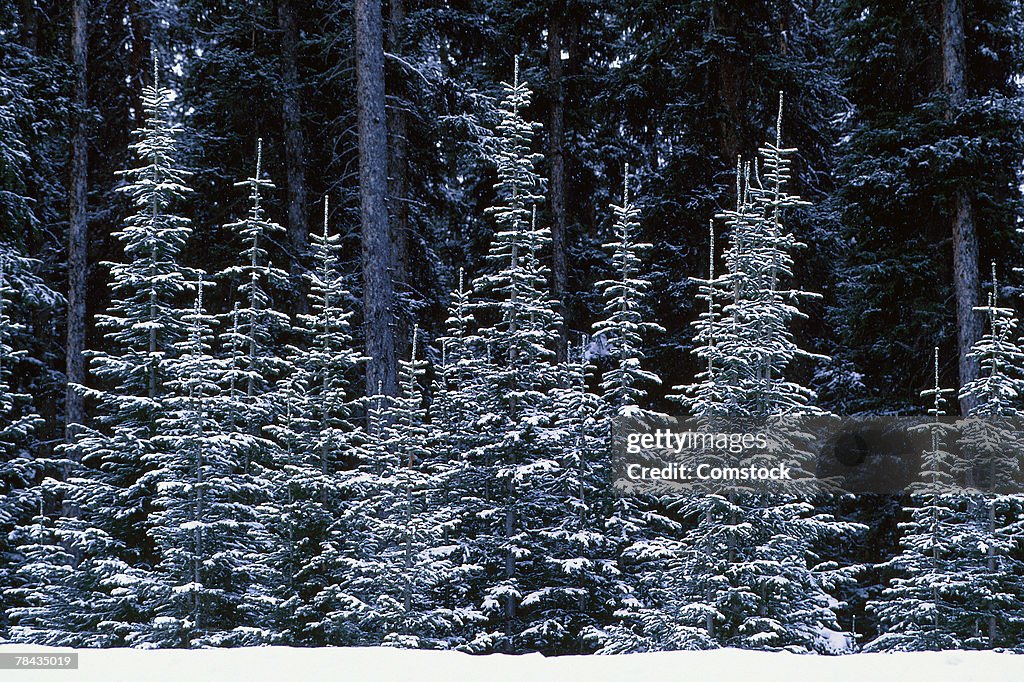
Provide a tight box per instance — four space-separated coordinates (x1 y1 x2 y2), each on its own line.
592 166 664 417
0 259 46 636
263 197 365 645
466 60 567 652
48 62 200 645
867 348 982 651
212 138 294 643
656 95 858 653
145 278 254 647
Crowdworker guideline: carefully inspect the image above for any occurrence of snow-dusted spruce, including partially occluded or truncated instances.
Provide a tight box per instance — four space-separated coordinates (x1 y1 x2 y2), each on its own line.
431 269 487 451
263 197 366 645
867 348 981 650
957 267 1024 648
540 335 634 652
145 278 257 646
583 167 676 653
0 259 47 636
592 165 664 417
329 328 478 648
19 63 203 646
639 95 859 653
464 59 570 653
870 272 1024 652
213 139 293 643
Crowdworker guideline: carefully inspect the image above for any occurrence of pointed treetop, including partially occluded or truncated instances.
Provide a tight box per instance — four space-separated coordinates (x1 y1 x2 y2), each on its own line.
323 194 330 240
623 162 631 205
776 90 784 149
708 219 715 280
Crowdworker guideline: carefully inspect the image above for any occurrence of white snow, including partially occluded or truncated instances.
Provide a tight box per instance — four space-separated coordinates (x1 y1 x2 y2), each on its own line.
2 645 1024 682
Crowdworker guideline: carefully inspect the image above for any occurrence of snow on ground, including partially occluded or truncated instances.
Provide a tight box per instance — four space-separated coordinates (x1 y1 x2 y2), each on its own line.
2 645 1023 682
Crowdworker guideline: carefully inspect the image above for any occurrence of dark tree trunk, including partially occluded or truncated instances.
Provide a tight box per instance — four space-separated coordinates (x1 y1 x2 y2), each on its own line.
942 0 980 413
548 4 569 361
355 0 397 396
278 0 309 275
66 0 89 442
387 0 410 357
714 5 742 163
17 0 37 50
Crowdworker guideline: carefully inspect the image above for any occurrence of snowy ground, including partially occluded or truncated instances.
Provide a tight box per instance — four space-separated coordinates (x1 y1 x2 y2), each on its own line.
2 645 1023 682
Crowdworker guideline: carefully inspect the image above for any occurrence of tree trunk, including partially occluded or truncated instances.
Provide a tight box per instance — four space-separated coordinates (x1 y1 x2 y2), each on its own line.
548 5 569 361
942 0 980 413
17 0 37 50
65 0 89 443
355 0 397 397
714 4 742 163
278 0 309 276
387 0 410 358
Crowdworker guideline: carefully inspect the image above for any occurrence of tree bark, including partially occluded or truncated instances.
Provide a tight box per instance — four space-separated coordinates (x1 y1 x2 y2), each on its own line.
65 0 89 442
387 0 410 357
278 0 309 274
355 0 397 396
548 4 569 361
942 0 980 413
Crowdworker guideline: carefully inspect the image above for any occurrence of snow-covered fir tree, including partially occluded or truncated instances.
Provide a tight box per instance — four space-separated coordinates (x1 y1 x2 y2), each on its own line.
641 95 860 653
592 166 664 417
263 197 366 645
867 348 981 650
0 259 46 636
144 278 255 647
954 268 1024 647
212 138 294 643
583 168 678 653
329 328 480 648
871 271 1024 651
464 59 570 653
33 62 202 645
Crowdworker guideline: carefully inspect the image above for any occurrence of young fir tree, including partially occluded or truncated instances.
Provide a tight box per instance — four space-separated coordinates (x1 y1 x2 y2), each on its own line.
432 269 486 452
464 59 568 653
144 278 255 647
870 271 1024 652
651 95 860 653
262 197 365 645
592 166 665 417
955 266 1024 647
536 334 633 653
38 62 201 645
328 328 478 648
212 138 294 643
583 168 678 653
866 348 986 651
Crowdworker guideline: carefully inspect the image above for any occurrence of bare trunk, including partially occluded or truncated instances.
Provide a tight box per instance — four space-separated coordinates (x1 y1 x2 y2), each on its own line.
18 0 37 50
278 0 309 276
355 0 397 396
65 0 89 443
387 0 410 358
548 7 568 361
942 0 980 413
714 5 742 163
